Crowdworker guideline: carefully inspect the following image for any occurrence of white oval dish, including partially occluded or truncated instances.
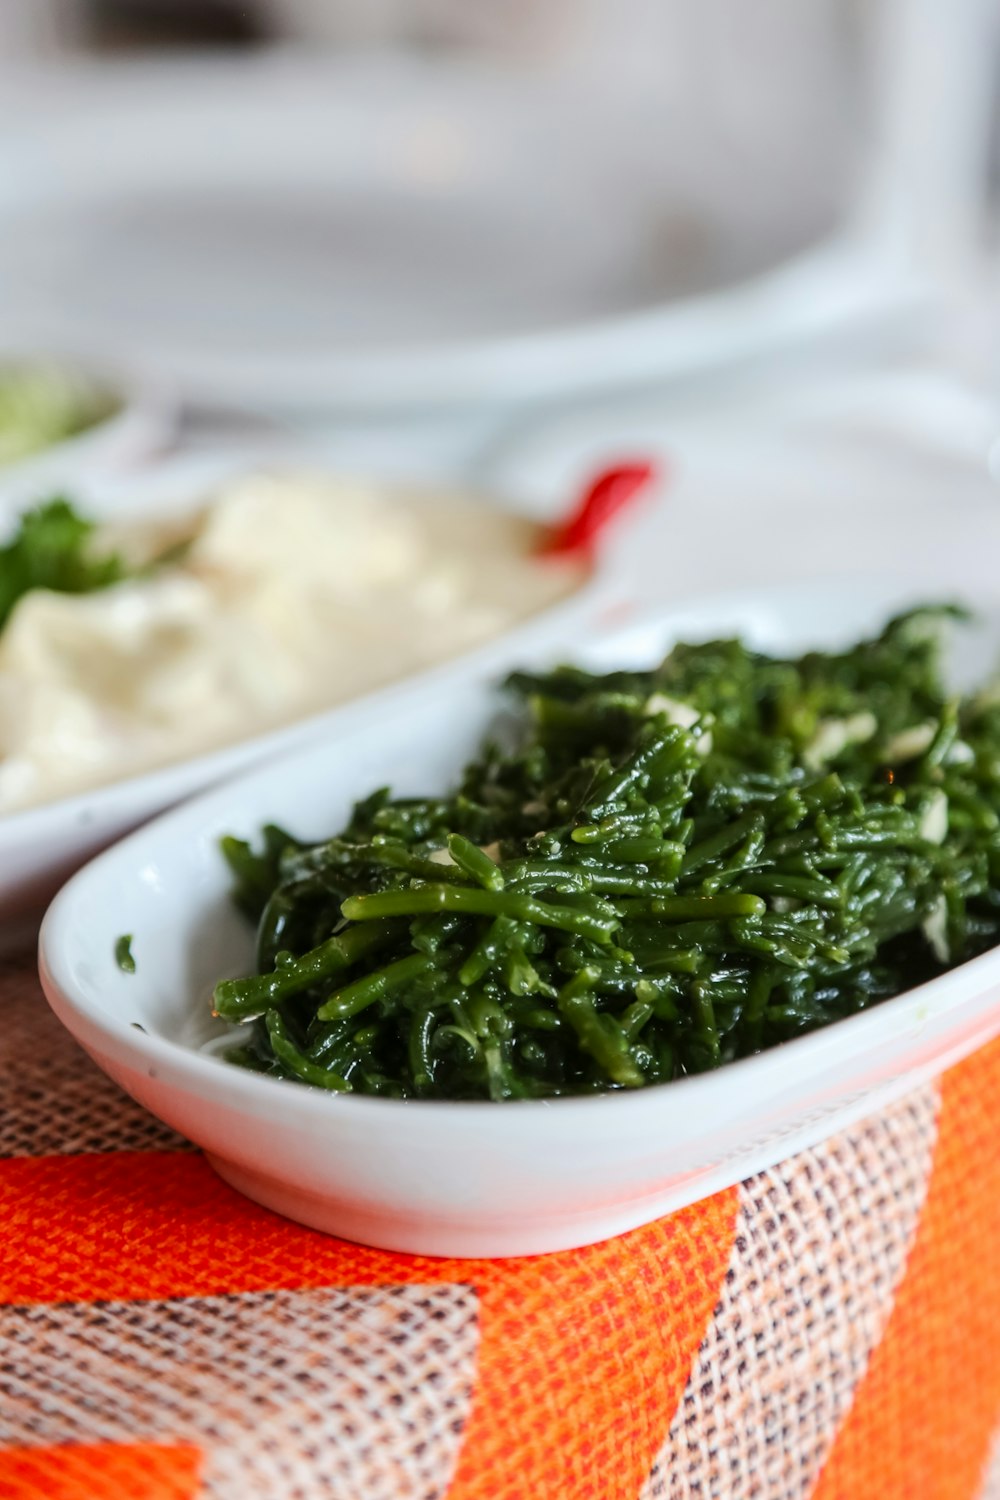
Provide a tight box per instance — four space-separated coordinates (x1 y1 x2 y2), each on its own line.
0 449 616 934
38 577 1000 1258
0 56 913 417
0 354 174 511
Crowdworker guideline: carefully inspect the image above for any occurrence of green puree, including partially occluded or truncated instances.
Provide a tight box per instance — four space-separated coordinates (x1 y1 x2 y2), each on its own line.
215 606 1000 1100
0 363 118 467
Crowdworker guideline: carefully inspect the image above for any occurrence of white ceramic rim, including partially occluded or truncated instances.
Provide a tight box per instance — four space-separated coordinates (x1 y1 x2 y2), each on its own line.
37 928 1000 1127
56 237 925 415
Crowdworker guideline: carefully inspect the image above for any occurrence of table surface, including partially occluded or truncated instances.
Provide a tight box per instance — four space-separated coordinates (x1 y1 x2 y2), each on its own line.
4 949 1000 1500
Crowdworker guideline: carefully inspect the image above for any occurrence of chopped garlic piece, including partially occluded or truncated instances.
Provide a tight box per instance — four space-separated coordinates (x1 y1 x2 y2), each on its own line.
882 722 936 763
920 790 949 845
645 693 700 729
922 894 949 964
802 711 877 770
644 694 712 754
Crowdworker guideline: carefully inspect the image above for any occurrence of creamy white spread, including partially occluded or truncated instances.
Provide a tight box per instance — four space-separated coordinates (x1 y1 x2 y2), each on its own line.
0 471 582 812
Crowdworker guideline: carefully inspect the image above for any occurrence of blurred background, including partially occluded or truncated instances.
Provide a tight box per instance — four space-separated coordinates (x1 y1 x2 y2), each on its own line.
1 0 999 480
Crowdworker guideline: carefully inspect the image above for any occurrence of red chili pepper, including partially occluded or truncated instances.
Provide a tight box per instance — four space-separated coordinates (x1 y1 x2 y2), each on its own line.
539 460 659 559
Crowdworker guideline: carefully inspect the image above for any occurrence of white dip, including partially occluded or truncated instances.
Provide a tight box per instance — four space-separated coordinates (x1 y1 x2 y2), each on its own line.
0 472 582 811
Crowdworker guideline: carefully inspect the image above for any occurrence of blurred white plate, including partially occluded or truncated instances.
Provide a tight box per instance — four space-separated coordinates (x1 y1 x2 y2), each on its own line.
0 55 920 415
39 577 1000 1257
476 370 1000 617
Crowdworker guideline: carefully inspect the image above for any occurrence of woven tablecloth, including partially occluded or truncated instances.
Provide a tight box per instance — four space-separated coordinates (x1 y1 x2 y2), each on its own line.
3 952 1000 1500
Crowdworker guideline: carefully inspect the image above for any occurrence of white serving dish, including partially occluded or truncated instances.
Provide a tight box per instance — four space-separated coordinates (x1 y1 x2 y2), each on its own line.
0 449 618 934
0 56 920 417
0 354 174 510
38 577 1000 1258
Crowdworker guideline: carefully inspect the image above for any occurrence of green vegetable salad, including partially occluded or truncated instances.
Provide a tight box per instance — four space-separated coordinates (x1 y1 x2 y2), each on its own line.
215 607 1000 1100
0 363 119 468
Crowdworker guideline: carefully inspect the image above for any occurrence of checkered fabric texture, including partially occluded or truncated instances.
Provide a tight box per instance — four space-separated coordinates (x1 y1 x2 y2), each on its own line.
2 953 1000 1499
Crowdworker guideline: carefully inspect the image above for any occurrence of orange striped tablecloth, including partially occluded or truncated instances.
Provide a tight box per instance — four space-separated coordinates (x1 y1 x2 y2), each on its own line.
3 953 1000 1499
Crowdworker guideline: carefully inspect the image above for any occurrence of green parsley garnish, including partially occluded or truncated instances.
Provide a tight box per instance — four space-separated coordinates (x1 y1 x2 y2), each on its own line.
0 498 130 634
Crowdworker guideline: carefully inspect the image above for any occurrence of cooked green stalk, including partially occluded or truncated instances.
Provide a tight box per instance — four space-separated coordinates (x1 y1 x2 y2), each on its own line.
216 604 1000 1101
114 934 136 975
